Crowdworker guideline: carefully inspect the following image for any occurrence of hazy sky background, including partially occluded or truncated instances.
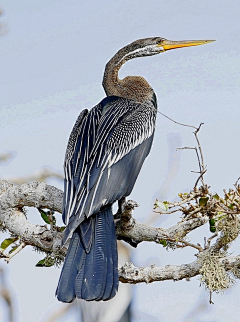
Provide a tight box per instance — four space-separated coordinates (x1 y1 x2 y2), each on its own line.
0 0 240 321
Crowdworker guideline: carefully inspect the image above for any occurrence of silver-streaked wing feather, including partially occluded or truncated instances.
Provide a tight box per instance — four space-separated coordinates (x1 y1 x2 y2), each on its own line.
62 96 157 244
63 105 102 225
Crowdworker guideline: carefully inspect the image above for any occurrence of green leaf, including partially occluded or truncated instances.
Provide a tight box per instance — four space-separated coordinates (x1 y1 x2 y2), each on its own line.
1 238 18 250
36 259 46 267
163 201 169 210
159 240 167 247
199 197 209 206
213 194 220 200
154 201 168 211
38 208 50 224
60 226 66 232
217 214 227 221
9 246 18 254
36 257 55 267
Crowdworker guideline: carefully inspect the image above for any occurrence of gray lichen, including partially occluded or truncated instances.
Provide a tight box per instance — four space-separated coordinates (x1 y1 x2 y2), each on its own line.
217 215 240 248
198 251 234 293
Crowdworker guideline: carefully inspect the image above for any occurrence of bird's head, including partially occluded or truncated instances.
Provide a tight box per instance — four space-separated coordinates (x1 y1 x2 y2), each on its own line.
103 36 215 101
120 37 215 60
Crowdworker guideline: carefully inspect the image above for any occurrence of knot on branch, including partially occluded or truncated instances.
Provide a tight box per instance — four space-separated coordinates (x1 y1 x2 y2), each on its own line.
115 199 140 247
120 200 139 229
119 262 140 284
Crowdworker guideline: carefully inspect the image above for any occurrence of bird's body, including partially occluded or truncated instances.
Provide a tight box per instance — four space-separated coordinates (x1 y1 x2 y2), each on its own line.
56 95 157 302
56 37 214 303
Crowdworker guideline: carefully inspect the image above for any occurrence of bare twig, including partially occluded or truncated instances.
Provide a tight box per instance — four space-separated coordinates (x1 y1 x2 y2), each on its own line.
159 111 206 186
158 111 198 130
194 169 207 189
206 233 218 249
5 242 26 263
194 123 205 172
179 240 203 252
153 208 179 215
209 292 214 305
161 231 203 252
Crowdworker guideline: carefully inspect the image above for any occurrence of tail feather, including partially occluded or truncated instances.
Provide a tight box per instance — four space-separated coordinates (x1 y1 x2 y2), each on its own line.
101 226 114 300
80 213 108 300
93 212 108 300
108 215 119 299
79 216 94 253
56 230 83 302
56 206 118 302
81 231 97 300
96 208 113 300
75 251 86 297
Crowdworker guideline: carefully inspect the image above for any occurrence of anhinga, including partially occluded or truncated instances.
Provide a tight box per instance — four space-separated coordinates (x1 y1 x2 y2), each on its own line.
56 37 214 302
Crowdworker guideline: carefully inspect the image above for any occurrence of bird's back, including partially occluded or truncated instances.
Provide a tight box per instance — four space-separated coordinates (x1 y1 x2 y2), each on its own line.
62 95 157 244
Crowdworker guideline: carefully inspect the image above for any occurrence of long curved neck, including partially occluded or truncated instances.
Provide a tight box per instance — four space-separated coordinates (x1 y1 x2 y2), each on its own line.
102 46 154 103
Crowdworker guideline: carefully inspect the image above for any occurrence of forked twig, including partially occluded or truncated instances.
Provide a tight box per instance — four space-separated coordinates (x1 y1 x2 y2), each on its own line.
5 242 26 263
194 123 205 170
159 110 206 187
158 111 198 130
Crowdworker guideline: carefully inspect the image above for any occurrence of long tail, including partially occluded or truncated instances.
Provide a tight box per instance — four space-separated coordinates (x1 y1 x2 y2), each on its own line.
56 206 118 302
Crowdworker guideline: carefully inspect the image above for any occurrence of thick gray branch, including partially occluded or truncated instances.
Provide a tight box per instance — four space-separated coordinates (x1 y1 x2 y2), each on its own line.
116 215 209 244
0 180 63 212
119 255 240 284
0 181 63 254
119 261 200 283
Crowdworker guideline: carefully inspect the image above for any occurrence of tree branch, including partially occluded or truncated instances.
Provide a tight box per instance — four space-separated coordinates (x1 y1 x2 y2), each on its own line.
0 181 209 255
116 214 208 246
119 255 240 284
0 181 63 255
1 180 240 289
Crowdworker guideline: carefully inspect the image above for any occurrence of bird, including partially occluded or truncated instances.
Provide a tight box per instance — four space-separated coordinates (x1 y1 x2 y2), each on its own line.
56 37 214 303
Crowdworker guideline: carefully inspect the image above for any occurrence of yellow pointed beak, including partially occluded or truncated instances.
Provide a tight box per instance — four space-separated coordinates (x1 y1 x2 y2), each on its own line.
159 39 215 51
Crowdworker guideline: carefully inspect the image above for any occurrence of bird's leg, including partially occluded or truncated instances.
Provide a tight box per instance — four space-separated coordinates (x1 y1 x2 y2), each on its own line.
118 197 126 214
114 197 126 219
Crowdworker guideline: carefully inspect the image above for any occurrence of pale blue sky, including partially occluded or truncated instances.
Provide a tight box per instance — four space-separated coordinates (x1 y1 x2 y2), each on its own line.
1 0 240 321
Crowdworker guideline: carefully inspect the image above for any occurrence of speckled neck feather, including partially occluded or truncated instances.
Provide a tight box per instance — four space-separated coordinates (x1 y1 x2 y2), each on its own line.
102 41 154 103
